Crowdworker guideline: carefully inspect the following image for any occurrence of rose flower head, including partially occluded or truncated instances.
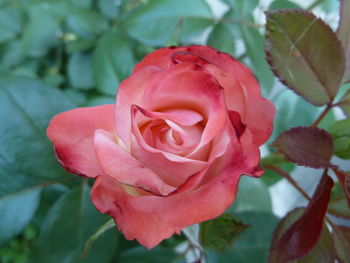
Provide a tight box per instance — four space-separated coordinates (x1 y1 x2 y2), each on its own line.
47 45 275 248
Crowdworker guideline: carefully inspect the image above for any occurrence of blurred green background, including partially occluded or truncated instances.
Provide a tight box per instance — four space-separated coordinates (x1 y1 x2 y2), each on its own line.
0 0 347 262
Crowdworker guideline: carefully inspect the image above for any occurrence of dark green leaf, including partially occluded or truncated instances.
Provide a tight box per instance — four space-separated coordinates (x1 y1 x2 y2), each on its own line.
223 0 259 17
269 0 301 10
328 119 350 159
206 212 279 263
0 188 41 245
241 26 274 96
329 181 350 219
0 40 24 71
265 10 346 106
93 31 134 95
207 23 235 55
200 213 248 251
271 127 334 168
68 52 94 90
98 0 119 19
229 175 272 213
28 183 118 263
22 8 61 57
0 76 75 199
66 39 96 53
0 6 22 43
66 8 108 39
125 0 212 46
338 0 350 83
117 246 180 263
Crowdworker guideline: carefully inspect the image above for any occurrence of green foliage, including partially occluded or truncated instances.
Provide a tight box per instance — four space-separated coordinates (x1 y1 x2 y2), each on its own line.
0 0 349 262
200 213 248 251
327 119 350 159
265 9 346 106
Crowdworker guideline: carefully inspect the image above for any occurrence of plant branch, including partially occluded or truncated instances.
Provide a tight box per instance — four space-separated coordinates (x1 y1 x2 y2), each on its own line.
311 103 333 127
267 166 311 201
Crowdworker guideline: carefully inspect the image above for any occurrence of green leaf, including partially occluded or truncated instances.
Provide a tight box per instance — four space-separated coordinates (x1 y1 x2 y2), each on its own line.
117 246 180 263
98 0 119 20
338 89 350 117
66 8 108 39
338 0 350 83
265 10 346 106
28 183 118 263
223 0 259 17
241 26 274 96
0 6 22 43
200 213 248 251
0 40 24 71
0 75 75 199
0 188 41 245
229 175 272 213
327 119 350 159
68 52 94 90
124 0 212 46
329 182 350 219
93 31 135 95
207 23 235 55
269 0 301 10
65 38 96 53
22 8 61 57
271 127 334 168
206 212 279 263
333 225 350 263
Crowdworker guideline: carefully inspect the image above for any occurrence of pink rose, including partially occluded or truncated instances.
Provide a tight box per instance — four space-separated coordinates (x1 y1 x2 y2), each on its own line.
47 45 275 248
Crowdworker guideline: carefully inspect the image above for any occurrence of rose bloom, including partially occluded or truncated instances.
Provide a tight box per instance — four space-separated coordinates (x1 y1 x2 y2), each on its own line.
47 46 275 248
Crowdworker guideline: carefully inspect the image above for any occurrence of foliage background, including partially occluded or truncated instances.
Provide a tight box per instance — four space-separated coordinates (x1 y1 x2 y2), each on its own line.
0 0 349 262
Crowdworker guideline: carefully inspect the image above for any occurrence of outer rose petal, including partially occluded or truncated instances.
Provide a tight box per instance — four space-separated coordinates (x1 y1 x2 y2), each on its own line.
94 129 176 196
129 166 242 228
91 176 180 249
47 105 115 178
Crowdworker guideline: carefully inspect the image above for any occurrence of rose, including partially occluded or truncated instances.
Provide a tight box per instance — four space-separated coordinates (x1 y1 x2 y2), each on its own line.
47 45 275 248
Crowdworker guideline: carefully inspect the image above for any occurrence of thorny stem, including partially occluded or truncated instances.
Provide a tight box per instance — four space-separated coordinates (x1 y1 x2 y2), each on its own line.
311 103 333 127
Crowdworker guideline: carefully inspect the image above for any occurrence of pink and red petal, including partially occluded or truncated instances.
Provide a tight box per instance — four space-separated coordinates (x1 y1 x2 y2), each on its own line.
94 129 176 196
91 176 180 249
47 105 115 178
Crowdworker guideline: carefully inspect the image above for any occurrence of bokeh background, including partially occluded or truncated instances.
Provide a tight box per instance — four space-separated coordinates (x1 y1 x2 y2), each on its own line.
0 0 349 262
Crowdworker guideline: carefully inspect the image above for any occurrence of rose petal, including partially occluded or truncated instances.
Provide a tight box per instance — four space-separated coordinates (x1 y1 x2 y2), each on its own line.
130 166 242 227
131 106 208 187
139 62 228 154
94 129 176 196
115 66 163 149
91 176 180 249
134 45 275 146
47 105 115 178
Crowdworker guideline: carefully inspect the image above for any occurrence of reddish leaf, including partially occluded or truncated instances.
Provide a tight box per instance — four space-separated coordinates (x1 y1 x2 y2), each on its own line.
333 225 350 263
269 172 334 262
265 10 345 106
333 168 350 208
271 127 334 168
337 0 350 83
270 208 336 263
